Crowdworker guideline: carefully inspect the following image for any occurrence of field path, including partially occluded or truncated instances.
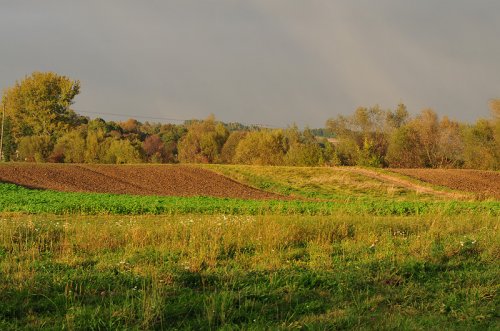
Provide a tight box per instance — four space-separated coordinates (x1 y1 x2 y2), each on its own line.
349 168 470 199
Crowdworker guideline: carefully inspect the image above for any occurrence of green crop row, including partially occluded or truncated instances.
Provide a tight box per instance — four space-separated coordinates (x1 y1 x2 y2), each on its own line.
0 183 498 216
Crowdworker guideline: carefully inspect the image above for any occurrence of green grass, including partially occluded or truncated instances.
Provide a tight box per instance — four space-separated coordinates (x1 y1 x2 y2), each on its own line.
0 214 498 330
0 182 498 216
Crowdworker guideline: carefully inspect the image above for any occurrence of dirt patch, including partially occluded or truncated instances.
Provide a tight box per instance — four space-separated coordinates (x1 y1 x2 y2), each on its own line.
390 168 500 199
0 164 284 200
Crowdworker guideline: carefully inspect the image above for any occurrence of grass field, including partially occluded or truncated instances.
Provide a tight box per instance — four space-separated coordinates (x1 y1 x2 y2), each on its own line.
1 214 498 330
0 165 498 330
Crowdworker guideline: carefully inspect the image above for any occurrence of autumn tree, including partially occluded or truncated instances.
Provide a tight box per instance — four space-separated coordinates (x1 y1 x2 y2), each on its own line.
143 134 166 163
436 117 464 168
220 131 247 164
233 130 287 165
490 99 500 161
490 99 500 119
412 109 440 167
284 127 324 166
177 115 229 163
326 104 398 166
386 103 409 130
120 118 140 134
462 120 498 170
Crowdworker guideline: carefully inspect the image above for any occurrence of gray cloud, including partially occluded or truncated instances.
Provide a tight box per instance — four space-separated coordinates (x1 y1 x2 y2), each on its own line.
1 0 499 127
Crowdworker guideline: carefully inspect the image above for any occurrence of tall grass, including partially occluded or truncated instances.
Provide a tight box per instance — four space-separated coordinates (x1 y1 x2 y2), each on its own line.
0 214 498 329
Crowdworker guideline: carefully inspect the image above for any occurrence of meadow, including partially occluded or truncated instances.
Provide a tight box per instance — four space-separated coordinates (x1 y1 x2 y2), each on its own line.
1 214 498 330
0 165 498 330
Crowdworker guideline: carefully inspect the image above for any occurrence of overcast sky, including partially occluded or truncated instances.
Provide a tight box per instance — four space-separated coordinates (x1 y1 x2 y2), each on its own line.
1 1 499 127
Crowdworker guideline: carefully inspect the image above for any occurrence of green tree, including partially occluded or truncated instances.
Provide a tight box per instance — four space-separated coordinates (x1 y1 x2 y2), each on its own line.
17 135 52 162
284 127 323 166
1 72 83 141
0 116 14 161
103 139 141 164
333 138 360 166
358 138 383 167
51 129 86 163
84 119 108 163
386 125 425 168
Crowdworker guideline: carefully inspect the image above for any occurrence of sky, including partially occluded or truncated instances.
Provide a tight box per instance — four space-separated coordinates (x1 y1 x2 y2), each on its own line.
1 0 499 128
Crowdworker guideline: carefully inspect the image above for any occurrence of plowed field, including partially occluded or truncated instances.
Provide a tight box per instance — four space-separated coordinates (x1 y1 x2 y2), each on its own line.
0 164 282 200
390 168 500 199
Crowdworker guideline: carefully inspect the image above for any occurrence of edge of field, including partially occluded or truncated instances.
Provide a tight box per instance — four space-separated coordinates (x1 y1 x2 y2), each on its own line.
199 164 478 201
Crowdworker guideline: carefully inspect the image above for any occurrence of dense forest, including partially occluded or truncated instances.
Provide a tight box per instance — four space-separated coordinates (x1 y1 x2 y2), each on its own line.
1 72 499 169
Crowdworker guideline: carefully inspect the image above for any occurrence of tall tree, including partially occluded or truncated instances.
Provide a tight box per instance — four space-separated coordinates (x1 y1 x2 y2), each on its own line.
1 72 83 141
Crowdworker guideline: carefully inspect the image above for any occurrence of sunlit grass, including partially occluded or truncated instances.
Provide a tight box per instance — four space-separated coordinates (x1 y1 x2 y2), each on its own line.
0 214 498 329
202 164 457 201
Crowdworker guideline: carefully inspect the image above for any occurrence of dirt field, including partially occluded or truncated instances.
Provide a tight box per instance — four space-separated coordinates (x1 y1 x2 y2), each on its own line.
0 164 282 200
390 168 500 199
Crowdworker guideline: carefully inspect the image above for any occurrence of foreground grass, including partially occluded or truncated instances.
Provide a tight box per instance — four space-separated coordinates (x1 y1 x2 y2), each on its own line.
0 214 498 330
0 183 499 217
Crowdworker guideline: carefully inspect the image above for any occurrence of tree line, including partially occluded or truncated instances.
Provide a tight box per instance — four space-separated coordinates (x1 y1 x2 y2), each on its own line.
1 72 499 169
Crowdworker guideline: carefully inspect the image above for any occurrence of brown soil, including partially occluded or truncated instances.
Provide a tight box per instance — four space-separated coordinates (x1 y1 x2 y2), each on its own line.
0 164 283 200
390 168 500 199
